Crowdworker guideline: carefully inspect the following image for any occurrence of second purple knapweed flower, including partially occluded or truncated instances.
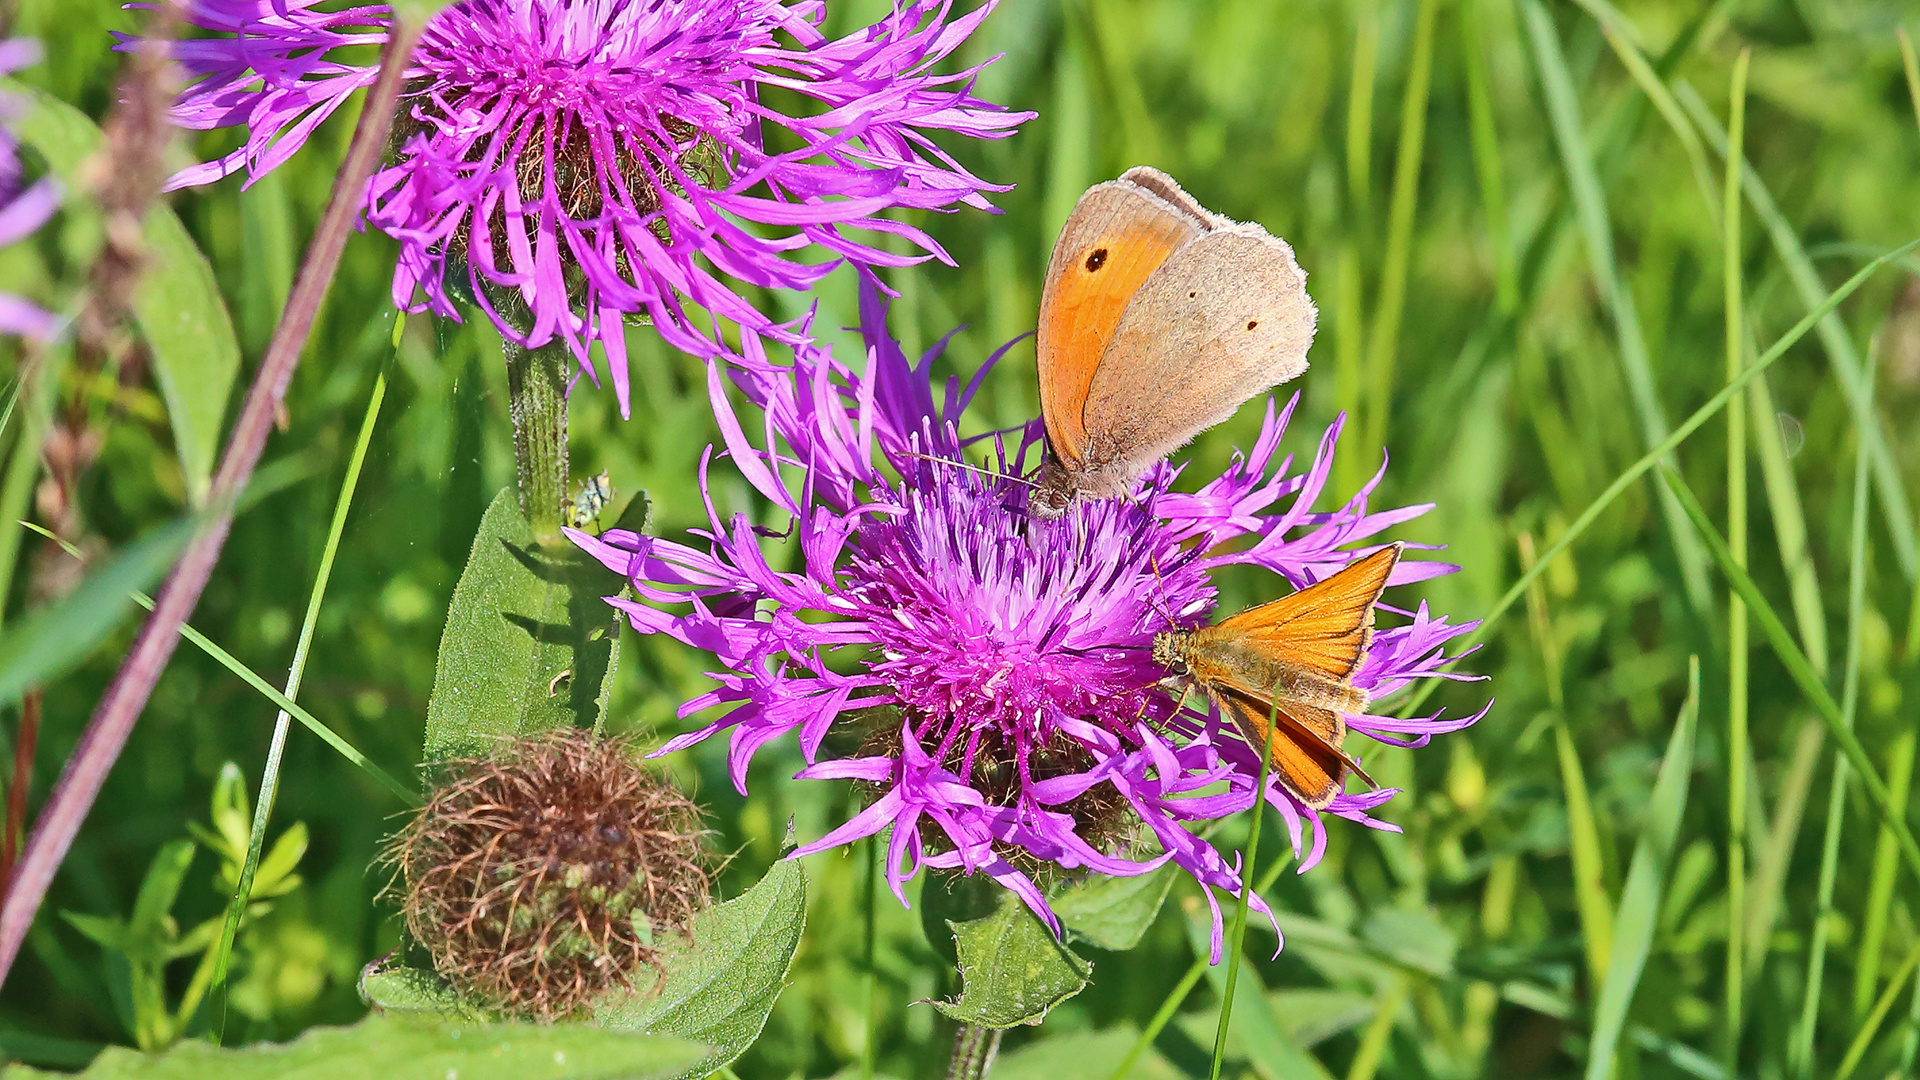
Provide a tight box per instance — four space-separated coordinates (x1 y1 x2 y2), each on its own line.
572 281 1487 956
133 0 1028 414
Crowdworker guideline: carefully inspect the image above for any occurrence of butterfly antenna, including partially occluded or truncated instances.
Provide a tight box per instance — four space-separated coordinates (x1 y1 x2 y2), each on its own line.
895 450 1039 489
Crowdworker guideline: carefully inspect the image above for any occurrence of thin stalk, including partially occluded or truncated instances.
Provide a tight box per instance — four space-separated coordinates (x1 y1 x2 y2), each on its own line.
1721 50 1749 1075
1361 0 1438 456
208 371 387 1032
1105 853 1295 1080
1788 331 1876 1078
1392 235 1920 725
505 336 571 544
1208 698 1277 1080
15 517 415 807
0 17 425 984
947 1023 1003 1080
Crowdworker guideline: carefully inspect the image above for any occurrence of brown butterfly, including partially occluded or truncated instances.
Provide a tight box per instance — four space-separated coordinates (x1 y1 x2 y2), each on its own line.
1151 544 1402 809
1030 166 1317 519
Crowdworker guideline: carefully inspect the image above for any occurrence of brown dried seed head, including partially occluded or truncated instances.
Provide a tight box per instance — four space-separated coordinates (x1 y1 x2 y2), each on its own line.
389 730 710 1020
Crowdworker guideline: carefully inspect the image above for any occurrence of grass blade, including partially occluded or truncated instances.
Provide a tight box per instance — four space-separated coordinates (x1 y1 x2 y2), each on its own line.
1854 733 1916 1024
1662 467 1920 890
1360 0 1438 454
0 518 195 706
1344 973 1411 1080
1833 935 1920 1080
1674 82 1920 585
1586 657 1700 1080
206 370 388 1027
1393 235 1920 724
1519 0 1712 619
1458 0 1515 312
1570 0 1919 585
22 522 415 807
1519 532 1613 987
1720 51 1750 1074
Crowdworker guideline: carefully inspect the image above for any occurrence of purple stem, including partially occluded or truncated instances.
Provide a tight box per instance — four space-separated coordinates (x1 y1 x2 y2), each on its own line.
0 18 426 984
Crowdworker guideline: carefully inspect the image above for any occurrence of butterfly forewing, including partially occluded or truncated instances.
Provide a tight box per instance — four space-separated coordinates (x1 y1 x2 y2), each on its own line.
1205 544 1401 681
1037 180 1207 468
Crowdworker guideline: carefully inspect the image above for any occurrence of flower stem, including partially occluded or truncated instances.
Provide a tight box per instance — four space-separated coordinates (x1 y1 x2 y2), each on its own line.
1209 703 1276 1080
947 1022 1002 1080
505 335 571 544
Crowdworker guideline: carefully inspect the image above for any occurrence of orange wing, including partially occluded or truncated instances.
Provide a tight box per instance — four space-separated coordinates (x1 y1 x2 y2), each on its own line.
1210 544 1403 680
1037 182 1206 467
1214 690 1377 809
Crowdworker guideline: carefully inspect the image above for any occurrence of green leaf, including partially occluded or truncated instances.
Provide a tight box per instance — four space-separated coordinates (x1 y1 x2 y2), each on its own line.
359 967 483 1022
1358 907 1458 979
0 1015 711 1080
7 85 240 506
0 517 194 707
1586 658 1700 1080
128 841 196 948
1266 989 1377 1047
425 489 623 760
1051 863 1176 952
932 888 1091 1029
593 859 807 1079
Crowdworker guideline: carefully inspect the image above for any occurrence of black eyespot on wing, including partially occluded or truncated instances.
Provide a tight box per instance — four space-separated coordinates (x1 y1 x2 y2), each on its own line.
1188 290 1197 298
1084 248 1109 272
1246 320 1258 330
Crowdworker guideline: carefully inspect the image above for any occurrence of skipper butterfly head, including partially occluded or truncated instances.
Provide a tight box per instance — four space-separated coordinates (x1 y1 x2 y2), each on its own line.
1150 632 1188 675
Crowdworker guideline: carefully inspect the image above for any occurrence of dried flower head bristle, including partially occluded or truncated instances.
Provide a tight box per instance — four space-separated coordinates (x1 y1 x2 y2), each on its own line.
391 730 709 1020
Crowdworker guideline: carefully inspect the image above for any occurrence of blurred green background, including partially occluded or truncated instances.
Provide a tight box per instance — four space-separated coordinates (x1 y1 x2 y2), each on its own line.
3 0 1920 1077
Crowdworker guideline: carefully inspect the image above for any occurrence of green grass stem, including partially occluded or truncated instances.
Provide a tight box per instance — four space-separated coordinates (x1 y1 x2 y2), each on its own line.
1394 236 1920 725
1663 469 1920 894
1520 0 1713 619
1458 0 1515 312
1833 934 1920 1080
206 370 387 1030
1360 0 1437 456
1585 657 1700 1080
1720 50 1750 1075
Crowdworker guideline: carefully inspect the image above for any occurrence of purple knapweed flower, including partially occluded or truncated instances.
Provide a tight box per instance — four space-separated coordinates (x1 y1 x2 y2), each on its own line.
129 0 1029 415
571 280 1488 957
0 39 59 340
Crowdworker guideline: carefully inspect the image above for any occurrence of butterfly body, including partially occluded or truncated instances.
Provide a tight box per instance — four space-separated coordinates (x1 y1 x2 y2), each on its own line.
1153 544 1402 809
1030 167 1318 519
